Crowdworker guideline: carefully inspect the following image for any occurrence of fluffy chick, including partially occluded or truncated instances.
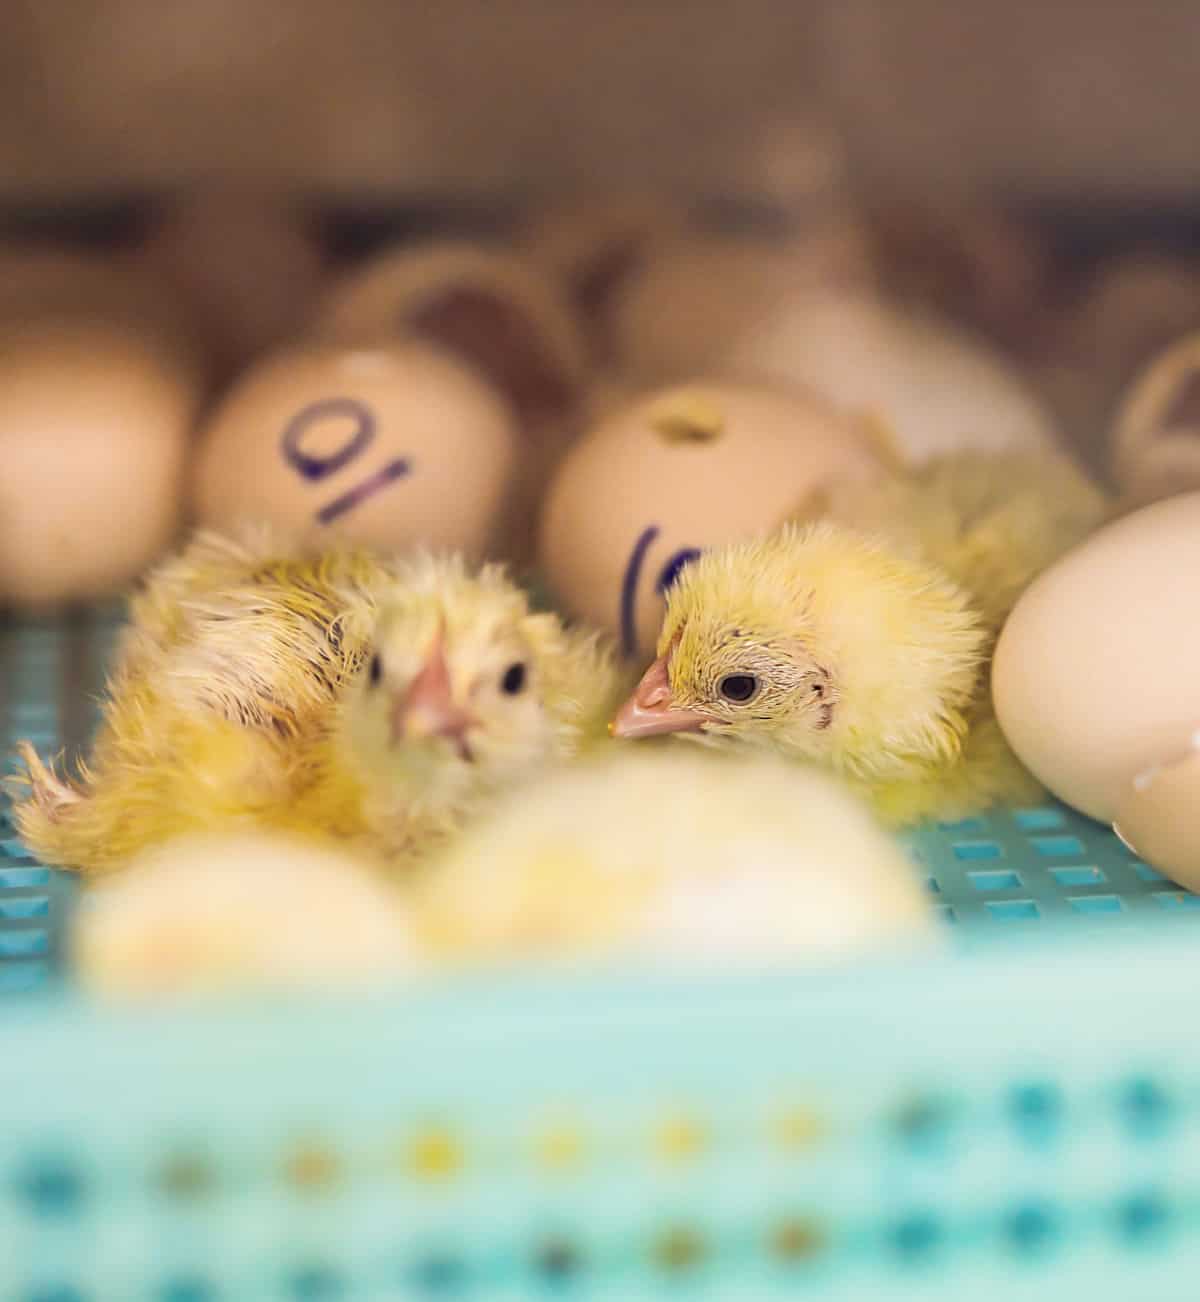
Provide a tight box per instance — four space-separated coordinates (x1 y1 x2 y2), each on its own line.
613 452 1106 826
73 831 420 995
13 529 620 874
418 749 936 963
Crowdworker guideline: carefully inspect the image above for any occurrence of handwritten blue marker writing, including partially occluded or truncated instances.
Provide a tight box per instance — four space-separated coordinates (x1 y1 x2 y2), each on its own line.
619 525 701 658
280 397 410 524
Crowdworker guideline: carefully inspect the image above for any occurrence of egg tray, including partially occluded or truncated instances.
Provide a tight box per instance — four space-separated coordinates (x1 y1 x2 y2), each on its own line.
4 609 1200 1302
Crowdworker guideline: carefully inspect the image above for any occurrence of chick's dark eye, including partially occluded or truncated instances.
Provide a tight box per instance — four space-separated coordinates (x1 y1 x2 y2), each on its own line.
368 653 383 687
718 673 759 704
500 662 527 695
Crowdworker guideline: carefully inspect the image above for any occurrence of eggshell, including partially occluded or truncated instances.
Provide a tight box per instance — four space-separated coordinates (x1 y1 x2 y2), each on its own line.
313 240 590 560
537 381 885 660
133 189 325 379
992 491 1200 822
726 288 1058 462
193 341 519 560
0 316 200 607
1109 331 1200 509
1112 743 1200 892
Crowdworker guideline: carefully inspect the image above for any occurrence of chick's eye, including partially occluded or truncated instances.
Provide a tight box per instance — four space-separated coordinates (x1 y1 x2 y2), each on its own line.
500 662 527 695
368 653 383 687
718 673 759 704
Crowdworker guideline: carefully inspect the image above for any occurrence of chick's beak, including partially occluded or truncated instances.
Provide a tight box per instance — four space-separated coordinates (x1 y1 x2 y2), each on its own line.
391 635 476 758
611 654 708 739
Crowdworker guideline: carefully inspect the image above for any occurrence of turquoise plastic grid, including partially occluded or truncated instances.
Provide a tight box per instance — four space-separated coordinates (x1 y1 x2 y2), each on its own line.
3 611 1200 1301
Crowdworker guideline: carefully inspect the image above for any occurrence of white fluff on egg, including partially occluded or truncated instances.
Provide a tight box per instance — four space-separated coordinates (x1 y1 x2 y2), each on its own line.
419 749 936 965
73 832 419 995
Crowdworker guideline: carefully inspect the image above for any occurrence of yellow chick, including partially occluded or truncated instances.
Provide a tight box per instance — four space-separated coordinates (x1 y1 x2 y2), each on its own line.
612 452 1107 826
73 831 420 995
12 528 620 874
418 749 936 963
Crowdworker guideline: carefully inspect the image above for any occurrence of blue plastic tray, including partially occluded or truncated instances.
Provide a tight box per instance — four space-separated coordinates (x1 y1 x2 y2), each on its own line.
3 611 1200 1301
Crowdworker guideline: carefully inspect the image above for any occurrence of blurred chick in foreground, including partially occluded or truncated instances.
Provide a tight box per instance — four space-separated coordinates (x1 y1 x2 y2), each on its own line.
613 452 1106 826
419 749 935 962
13 529 619 874
74 832 420 994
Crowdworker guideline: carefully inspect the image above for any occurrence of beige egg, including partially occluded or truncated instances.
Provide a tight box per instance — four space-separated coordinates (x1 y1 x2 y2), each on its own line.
193 341 519 560
1109 332 1200 510
992 491 1200 822
0 316 200 607
314 240 591 560
726 288 1058 462
133 189 325 379
610 229 877 385
537 381 885 660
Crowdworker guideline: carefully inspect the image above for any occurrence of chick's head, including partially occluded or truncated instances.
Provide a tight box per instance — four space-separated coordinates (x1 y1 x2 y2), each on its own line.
612 522 986 784
339 555 585 818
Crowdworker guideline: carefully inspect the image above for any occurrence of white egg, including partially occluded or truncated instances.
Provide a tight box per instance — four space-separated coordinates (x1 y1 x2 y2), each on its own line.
538 381 885 660
192 341 519 561
0 316 200 607
73 832 419 994
726 288 1057 461
993 491 1200 822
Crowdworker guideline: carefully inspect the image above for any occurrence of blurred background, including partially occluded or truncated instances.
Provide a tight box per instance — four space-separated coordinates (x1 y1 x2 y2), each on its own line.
1 0 1199 205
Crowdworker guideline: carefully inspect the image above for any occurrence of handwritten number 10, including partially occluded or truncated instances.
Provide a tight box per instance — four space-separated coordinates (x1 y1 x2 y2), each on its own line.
280 397 410 525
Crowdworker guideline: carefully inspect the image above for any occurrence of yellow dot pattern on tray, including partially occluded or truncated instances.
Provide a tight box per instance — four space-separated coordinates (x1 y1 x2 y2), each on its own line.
282 1143 341 1192
533 1122 586 1172
157 1152 215 1201
653 1225 708 1271
769 1217 827 1262
771 1107 827 1152
654 1114 708 1164
405 1128 463 1181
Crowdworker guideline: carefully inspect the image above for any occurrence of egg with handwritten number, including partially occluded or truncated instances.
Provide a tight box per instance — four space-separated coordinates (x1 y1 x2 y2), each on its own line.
192 342 518 559
538 382 886 661
0 316 200 607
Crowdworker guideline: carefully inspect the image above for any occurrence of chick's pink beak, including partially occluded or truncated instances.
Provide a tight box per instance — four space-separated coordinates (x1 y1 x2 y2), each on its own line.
391 634 475 755
611 654 709 739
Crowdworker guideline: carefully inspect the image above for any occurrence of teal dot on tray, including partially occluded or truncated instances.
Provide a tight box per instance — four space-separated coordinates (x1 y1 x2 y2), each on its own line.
1005 1202 1059 1254
25 1289 84 1302
159 1278 215 1302
1118 1191 1170 1242
891 1096 954 1149
16 1157 85 1215
409 1254 467 1294
532 1238 585 1283
1013 808 1066 831
1009 1083 1062 1140
1119 1078 1173 1136
286 1265 343 1301
890 1213 942 1261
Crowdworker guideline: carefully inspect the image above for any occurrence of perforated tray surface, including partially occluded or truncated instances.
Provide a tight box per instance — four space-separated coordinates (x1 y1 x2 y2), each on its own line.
0 610 1196 997
4 612 1200 1301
